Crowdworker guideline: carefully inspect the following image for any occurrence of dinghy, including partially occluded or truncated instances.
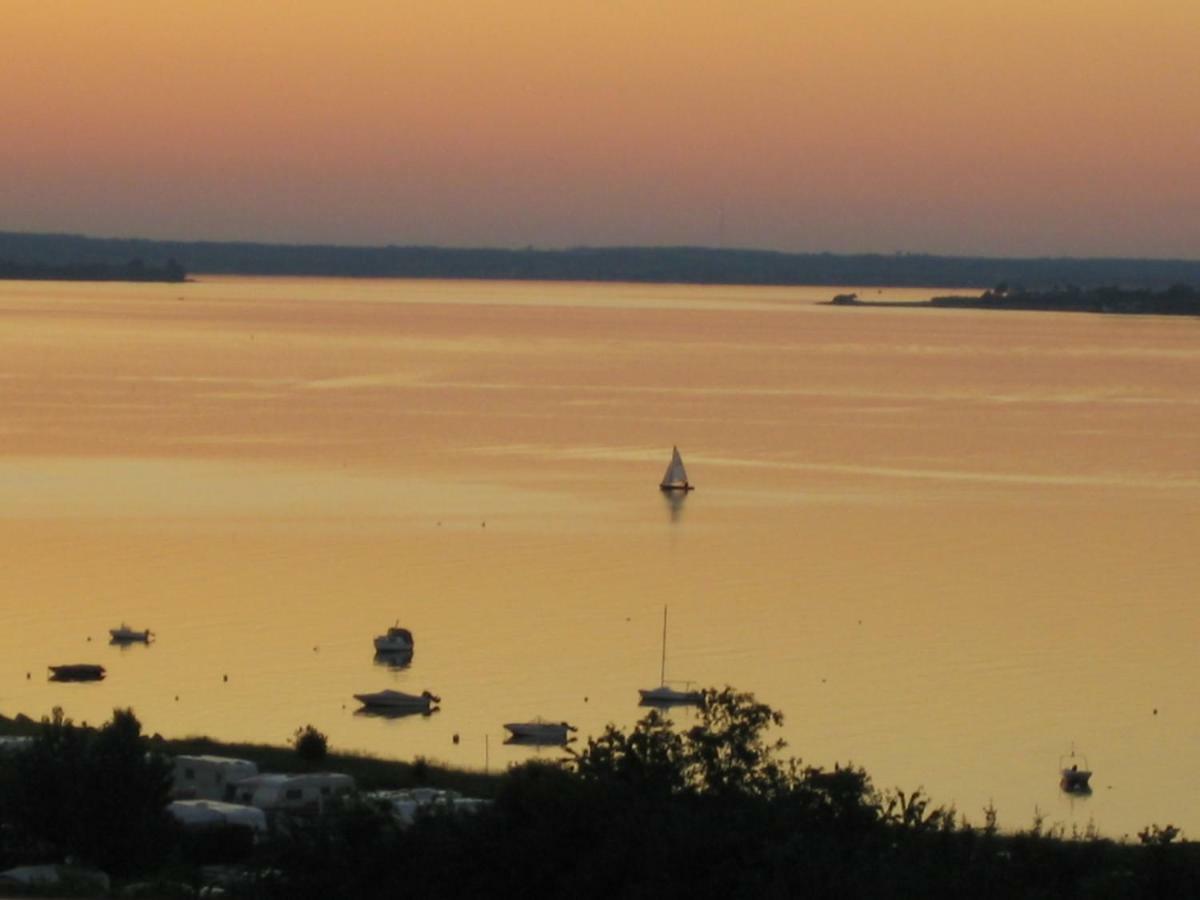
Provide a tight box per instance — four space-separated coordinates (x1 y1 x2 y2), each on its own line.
659 446 695 492
503 720 577 745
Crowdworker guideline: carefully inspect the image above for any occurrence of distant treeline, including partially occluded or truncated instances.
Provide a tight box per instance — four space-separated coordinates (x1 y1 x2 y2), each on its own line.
3 230 1200 289
0 256 186 283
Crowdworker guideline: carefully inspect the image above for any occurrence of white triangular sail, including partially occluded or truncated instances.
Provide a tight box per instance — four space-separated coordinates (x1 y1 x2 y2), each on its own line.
660 446 689 488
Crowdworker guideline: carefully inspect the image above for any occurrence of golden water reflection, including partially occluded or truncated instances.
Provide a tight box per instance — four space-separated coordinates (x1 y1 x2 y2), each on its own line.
0 277 1197 838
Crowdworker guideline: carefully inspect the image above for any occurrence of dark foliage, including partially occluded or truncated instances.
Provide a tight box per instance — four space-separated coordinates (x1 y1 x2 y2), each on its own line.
291 725 329 765
0 256 186 282
0 708 174 875
226 689 1200 900
3 694 1200 896
931 285 1200 316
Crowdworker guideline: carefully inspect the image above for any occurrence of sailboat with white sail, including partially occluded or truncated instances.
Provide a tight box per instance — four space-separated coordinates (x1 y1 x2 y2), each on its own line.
659 446 694 492
638 606 703 706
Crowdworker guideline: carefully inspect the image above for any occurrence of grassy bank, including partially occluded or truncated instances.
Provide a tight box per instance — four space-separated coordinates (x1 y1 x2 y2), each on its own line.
0 710 499 798
158 734 502 798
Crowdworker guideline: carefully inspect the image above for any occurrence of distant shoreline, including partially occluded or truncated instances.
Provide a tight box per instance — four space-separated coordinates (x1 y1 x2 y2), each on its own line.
828 286 1200 316
0 257 187 284
5 230 1200 289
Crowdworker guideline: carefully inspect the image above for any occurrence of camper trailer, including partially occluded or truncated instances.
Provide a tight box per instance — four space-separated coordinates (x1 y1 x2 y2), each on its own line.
172 755 259 801
229 772 355 815
168 799 268 834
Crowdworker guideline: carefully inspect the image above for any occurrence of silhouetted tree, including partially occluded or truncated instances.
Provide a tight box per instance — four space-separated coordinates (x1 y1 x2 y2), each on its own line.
2 707 173 874
571 708 686 797
571 687 796 800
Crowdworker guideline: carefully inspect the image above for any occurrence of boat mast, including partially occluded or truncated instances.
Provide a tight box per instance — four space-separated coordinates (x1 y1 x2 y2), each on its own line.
660 606 668 685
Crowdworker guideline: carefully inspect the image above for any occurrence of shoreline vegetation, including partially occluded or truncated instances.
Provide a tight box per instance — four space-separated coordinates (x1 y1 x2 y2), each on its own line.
4 230 1200 289
2 695 1197 898
830 283 1200 316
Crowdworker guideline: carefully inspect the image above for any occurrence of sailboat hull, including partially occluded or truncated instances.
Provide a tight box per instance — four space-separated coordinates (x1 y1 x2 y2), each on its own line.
658 483 694 492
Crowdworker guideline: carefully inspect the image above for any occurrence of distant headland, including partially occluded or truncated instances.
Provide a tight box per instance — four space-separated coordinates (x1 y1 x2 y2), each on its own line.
4 230 1200 289
830 283 1200 316
0 256 186 283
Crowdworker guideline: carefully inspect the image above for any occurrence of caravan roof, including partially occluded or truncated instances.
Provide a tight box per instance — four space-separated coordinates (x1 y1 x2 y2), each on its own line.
169 800 268 833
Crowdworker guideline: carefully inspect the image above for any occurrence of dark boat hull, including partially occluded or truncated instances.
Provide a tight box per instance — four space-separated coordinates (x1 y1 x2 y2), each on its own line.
49 664 106 682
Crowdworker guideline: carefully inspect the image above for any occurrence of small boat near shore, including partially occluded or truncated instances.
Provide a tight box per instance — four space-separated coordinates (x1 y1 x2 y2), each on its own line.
638 606 704 707
354 689 439 714
639 684 704 706
373 624 414 654
110 624 153 644
1060 748 1093 794
503 720 577 745
48 664 106 682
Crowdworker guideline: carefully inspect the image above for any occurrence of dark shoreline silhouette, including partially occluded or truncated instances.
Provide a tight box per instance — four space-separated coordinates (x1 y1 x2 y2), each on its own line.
829 284 1200 316
2 697 1197 897
0 256 186 283
4 230 1200 289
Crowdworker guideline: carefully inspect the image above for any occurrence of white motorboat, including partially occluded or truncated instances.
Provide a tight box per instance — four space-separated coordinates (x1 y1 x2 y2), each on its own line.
503 720 577 744
354 689 439 713
659 446 695 492
638 606 704 707
110 623 153 643
373 624 414 653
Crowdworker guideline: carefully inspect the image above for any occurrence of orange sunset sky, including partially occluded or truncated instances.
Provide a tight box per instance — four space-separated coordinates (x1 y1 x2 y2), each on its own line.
3 1 1198 257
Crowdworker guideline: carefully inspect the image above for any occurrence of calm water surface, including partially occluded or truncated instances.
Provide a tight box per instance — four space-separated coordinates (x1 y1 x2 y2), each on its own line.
1 276 1197 837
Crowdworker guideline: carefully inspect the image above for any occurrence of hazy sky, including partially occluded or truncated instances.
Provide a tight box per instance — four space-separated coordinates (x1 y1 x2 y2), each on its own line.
4 1 1199 257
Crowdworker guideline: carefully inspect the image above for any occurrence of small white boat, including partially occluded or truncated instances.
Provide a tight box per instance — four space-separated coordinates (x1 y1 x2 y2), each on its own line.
354 689 440 713
503 720 577 744
638 606 704 707
638 684 705 706
48 663 106 682
659 446 695 492
1060 748 1093 794
373 624 414 653
110 624 153 643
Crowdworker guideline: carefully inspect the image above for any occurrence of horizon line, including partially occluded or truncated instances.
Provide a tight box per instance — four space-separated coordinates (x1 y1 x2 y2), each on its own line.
4 229 1198 266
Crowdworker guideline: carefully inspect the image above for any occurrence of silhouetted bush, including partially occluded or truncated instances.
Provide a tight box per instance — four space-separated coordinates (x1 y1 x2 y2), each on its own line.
291 725 328 764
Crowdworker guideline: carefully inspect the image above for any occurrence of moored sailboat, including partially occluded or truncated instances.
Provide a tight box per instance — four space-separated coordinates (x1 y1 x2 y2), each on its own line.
638 606 703 706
